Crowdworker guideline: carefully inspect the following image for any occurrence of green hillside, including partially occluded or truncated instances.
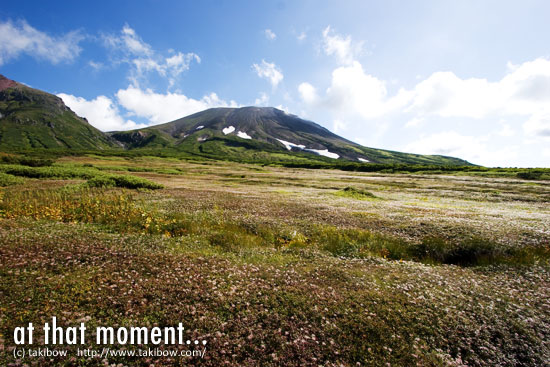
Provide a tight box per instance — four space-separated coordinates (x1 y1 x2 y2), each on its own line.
0 75 118 150
110 107 472 165
0 75 472 166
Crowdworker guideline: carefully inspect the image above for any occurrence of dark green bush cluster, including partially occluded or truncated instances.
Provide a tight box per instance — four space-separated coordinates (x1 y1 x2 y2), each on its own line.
0 172 25 186
0 155 54 167
0 163 164 190
280 162 550 179
409 236 549 266
0 164 98 179
87 174 164 190
335 186 378 200
310 226 549 266
516 170 543 180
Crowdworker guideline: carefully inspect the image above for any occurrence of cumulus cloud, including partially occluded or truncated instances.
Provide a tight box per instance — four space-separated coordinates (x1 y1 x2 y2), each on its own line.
404 58 550 122
254 92 269 106
116 86 238 124
264 29 276 40
0 19 83 65
298 82 317 104
57 93 144 131
252 60 283 88
523 113 550 138
103 24 200 87
297 32 307 41
322 26 362 65
405 131 518 166
301 25 550 143
299 61 408 119
296 27 550 166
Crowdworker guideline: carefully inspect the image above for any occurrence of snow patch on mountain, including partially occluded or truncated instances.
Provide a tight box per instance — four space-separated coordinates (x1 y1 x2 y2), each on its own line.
305 149 340 159
222 126 235 135
237 131 252 139
276 139 306 151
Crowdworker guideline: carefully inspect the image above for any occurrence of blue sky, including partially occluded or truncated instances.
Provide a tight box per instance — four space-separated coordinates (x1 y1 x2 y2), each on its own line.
1 0 550 167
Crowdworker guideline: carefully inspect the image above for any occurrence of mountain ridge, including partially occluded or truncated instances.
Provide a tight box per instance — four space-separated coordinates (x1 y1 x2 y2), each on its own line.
0 74 471 165
109 106 472 165
0 74 119 150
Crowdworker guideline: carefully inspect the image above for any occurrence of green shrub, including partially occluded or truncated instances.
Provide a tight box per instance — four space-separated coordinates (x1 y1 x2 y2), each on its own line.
0 155 54 167
516 170 543 180
0 164 99 179
0 172 24 186
87 174 164 190
410 236 505 266
334 186 378 200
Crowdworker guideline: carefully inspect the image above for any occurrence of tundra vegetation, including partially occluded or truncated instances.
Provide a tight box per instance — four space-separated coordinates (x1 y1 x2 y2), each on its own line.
0 153 549 366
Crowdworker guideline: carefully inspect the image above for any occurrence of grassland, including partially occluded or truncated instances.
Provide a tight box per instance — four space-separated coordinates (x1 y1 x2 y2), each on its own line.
0 155 549 366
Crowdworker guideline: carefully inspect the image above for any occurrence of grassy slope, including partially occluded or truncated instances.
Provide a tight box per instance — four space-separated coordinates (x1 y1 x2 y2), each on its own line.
0 85 117 150
0 155 549 366
110 107 471 166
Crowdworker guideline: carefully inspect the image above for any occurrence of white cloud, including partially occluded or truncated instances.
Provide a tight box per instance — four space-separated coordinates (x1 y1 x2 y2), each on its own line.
165 52 201 75
405 58 550 120
0 19 83 65
298 82 317 104
405 131 518 167
57 93 144 131
523 113 550 138
116 86 238 124
103 24 200 87
296 26 550 166
297 32 307 41
300 61 408 120
264 29 276 40
497 123 515 137
325 61 392 119
252 60 283 87
302 27 550 150
254 92 269 106
322 26 362 65
333 119 347 133
405 117 424 128
88 61 104 70
103 24 152 56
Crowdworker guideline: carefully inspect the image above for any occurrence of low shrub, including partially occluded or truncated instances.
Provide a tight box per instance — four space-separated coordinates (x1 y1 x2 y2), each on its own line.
0 155 54 167
334 186 378 200
0 172 24 186
87 174 164 190
0 164 99 179
516 170 543 180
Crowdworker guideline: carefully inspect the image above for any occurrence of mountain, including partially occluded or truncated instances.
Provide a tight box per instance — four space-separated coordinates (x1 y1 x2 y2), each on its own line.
110 107 471 165
0 75 118 150
0 75 470 165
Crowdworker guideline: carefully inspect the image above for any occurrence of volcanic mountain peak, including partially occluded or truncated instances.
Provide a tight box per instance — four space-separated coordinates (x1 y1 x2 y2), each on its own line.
0 76 470 165
109 106 471 165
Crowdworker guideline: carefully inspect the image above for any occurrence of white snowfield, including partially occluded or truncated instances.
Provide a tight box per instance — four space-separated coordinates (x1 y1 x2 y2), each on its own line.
275 138 339 159
237 131 252 139
358 158 370 163
222 126 235 135
305 148 340 159
196 125 204 130
276 139 306 151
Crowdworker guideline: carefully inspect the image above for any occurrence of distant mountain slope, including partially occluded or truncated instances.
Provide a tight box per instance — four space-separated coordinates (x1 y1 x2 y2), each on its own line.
0 75 118 150
0 75 471 165
110 107 471 165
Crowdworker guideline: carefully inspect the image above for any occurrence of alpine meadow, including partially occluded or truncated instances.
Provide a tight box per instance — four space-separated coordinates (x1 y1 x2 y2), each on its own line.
1 1 549 366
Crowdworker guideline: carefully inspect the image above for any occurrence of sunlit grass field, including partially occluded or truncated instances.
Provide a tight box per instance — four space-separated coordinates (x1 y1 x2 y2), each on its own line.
1 155 549 366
